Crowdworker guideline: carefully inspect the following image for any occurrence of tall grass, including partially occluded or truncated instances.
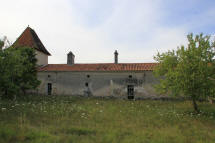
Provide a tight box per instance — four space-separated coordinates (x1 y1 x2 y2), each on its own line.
0 95 215 143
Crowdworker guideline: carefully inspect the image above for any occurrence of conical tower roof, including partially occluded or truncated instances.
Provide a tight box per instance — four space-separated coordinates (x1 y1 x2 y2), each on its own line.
13 26 51 55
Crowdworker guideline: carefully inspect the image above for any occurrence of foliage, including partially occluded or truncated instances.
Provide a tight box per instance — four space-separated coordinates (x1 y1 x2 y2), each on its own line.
0 39 4 50
0 96 215 143
154 33 215 112
17 47 40 95
0 46 40 98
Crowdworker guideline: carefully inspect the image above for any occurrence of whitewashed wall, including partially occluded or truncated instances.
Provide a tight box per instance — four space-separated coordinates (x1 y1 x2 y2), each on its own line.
35 50 48 66
37 71 161 99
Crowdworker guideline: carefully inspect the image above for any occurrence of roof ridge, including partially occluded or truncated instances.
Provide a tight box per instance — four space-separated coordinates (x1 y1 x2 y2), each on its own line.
29 28 51 55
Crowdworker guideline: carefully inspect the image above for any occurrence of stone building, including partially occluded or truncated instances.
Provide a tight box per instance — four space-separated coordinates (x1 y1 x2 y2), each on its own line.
14 27 159 99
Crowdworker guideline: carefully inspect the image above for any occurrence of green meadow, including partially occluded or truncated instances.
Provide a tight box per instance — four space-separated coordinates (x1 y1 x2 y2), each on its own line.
0 96 215 143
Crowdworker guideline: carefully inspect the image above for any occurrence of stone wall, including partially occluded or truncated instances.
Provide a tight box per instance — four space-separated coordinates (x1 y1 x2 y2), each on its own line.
37 71 161 99
35 50 48 66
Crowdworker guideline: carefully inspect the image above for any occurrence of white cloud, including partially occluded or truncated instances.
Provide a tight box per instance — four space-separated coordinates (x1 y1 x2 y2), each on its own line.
0 0 190 64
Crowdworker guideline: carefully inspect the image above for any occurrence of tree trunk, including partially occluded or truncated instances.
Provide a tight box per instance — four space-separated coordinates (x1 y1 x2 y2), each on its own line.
192 98 199 113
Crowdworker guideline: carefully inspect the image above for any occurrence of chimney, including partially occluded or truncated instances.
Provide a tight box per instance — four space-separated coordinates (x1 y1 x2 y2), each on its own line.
67 51 75 65
114 50 118 64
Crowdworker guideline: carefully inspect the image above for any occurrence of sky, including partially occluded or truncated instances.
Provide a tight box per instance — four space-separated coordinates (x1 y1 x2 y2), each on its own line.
0 0 215 64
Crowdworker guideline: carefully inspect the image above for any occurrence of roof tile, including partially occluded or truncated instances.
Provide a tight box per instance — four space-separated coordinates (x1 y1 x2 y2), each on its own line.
38 63 158 72
13 27 51 55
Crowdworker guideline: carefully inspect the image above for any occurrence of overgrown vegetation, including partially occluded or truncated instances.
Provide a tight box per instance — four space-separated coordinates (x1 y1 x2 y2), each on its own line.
0 39 4 50
154 33 215 112
0 38 40 98
0 96 215 143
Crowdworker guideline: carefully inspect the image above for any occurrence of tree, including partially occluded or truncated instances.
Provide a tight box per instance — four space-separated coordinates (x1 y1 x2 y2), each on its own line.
18 47 40 95
154 33 215 112
0 47 24 97
0 46 40 98
0 39 4 50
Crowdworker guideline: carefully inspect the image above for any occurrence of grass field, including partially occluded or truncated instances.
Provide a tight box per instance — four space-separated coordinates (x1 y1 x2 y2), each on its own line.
0 95 215 143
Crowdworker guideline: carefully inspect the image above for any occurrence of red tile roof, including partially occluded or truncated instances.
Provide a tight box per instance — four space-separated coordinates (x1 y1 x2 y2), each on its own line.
38 63 158 72
13 27 51 55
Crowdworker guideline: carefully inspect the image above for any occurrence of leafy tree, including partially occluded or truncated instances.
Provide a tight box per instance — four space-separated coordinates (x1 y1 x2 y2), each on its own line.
0 39 4 50
0 46 40 99
18 47 40 95
0 48 23 97
154 33 215 112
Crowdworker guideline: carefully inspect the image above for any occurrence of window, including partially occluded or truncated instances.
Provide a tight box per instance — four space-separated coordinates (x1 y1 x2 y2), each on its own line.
47 83 52 95
48 75 51 78
127 85 134 99
87 75 90 78
85 82 89 87
129 75 132 78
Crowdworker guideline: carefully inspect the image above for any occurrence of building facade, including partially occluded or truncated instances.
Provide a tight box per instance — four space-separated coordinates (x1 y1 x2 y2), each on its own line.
14 27 161 99
38 63 158 99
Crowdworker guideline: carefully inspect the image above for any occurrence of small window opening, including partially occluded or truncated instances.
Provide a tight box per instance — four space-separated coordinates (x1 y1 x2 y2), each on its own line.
47 83 52 95
85 82 89 87
48 75 51 78
87 75 90 78
127 85 134 99
129 75 132 78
